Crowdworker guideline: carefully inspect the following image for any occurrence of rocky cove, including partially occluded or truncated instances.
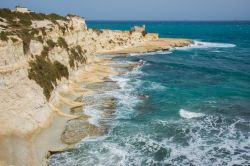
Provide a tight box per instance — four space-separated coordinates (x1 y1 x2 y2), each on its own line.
0 8 192 166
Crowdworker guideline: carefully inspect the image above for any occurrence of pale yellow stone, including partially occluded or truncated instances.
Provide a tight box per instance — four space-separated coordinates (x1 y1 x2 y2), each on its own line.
0 15 192 166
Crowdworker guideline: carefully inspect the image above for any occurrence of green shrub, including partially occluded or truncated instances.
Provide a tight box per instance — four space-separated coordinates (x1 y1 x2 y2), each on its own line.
92 28 103 36
0 8 14 21
10 11 32 27
0 8 71 54
30 28 39 36
0 8 68 29
41 27 46 36
129 29 135 34
0 25 7 29
47 13 67 21
59 25 66 34
46 39 56 49
10 37 18 43
109 40 114 44
28 56 69 100
29 12 47 20
142 31 147 37
35 35 43 43
18 17 32 26
0 31 8 41
17 29 32 54
41 46 49 57
9 21 21 28
69 45 87 68
67 14 78 17
57 37 68 50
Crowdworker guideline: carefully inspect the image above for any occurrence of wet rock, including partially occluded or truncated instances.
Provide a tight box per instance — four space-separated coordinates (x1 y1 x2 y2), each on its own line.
61 119 104 145
70 105 83 115
82 94 117 108
84 81 120 91
112 62 141 71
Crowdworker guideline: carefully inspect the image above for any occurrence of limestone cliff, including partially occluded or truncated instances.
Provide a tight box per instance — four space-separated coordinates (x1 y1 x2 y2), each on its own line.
0 9 165 166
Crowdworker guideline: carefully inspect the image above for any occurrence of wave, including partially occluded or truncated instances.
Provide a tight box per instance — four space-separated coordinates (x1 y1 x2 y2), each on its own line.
179 109 205 119
142 81 166 91
211 50 224 53
50 115 250 166
173 41 236 51
84 106 103 125
153 116 250 166
129 50 172 56
109 61 144 119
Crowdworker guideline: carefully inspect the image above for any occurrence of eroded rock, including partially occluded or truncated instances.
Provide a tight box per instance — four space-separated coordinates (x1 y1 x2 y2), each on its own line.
61 119 104 145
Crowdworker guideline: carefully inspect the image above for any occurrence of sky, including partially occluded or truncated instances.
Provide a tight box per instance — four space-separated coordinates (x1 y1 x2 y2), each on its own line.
0 0 250 21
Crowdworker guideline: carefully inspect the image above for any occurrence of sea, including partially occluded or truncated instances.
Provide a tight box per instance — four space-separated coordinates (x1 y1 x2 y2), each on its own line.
49 21 250 166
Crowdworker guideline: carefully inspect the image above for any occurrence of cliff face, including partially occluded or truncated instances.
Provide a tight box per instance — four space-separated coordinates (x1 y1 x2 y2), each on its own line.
0 8 194 165
0 11 158 165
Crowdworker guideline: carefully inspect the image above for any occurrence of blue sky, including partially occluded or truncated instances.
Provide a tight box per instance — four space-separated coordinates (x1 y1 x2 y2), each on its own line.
0 0 250 21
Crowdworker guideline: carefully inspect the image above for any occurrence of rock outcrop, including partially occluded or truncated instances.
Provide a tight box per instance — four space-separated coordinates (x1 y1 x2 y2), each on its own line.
0 8 192 166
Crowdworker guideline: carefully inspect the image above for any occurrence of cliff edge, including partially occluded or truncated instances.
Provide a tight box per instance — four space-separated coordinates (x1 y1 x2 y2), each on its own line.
0 8 192 166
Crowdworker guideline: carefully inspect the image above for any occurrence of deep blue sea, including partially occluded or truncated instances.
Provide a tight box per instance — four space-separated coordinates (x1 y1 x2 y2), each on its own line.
50 22 250 166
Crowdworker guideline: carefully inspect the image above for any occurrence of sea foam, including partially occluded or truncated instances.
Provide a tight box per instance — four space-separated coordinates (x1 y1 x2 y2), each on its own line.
174 41 236 51
129 50 172 56
179 109 205 119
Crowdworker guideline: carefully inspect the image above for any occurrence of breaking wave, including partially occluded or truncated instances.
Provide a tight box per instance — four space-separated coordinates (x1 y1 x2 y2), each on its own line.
129 50 172 56
49 115 250 166
179 109 205 119
174 40 236 50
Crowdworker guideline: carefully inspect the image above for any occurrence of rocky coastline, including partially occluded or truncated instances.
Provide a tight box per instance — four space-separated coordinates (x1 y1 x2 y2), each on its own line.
0 8 192 166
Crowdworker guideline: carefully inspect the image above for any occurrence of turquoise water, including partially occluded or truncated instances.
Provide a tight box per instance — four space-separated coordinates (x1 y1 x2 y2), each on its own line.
50 22 250 165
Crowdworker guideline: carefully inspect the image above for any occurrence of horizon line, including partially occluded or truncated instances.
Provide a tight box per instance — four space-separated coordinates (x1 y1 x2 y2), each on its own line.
86 20 250 22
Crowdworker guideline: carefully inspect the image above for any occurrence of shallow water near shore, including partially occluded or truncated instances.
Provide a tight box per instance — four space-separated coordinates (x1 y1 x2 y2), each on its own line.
49 22 250 165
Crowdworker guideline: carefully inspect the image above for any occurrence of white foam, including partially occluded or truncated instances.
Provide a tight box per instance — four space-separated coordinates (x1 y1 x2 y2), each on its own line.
50 115 250 166
179 109 205 119
84 106 102 125
129 50 172 56
147 81 166 91
108 62 145 120
173 40 236 51
211 50 224 53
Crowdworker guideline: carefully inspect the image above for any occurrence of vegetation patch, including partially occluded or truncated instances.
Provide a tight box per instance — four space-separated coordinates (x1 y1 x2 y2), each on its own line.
10 37 18 43
129 29 135 34
46 13 67 22
109 39 114 44
142 31 147 37
35 35 43 43
0 8 67 28
28 56 69 100
92 28 103 36
69 45 87 68
58 24 68 34
0 8 71 53
46 39 56 49
17 29 32 54
30 28 39 36
0 31 8 41
57 37 68 50
41 46 49 57
40 27 46 36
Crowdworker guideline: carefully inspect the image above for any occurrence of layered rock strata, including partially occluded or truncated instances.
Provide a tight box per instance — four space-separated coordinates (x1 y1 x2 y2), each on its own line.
0 9 192 166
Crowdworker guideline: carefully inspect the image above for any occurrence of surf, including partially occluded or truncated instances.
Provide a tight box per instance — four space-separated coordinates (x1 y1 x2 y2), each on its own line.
173 40 236 50
179 109 205 119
